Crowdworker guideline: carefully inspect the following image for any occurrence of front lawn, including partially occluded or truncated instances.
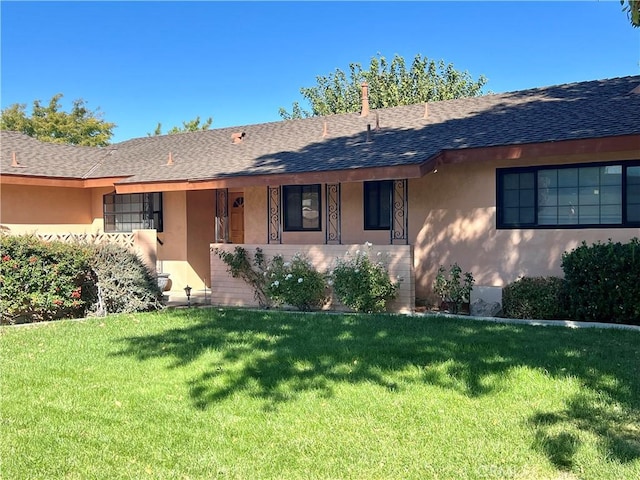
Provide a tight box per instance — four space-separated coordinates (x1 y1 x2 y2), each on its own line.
1 309 638 479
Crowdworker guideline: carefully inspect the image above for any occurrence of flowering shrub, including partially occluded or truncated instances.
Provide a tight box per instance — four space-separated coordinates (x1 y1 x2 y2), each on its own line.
330 243 398 313
0 234 164 324
0 234 93 324
264 254 328 311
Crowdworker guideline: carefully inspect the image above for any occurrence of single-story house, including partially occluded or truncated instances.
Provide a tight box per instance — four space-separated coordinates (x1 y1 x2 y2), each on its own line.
1 76 639 312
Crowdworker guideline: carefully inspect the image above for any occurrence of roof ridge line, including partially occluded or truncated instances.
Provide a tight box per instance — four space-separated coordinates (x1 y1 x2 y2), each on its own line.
82 147 118 179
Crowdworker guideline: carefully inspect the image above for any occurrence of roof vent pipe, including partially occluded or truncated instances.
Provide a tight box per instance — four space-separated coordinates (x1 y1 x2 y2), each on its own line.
322 121 328 138
166 152 174 166
360 82 370 117
423 103 429 119
366 124 372 143
231 132 246 144
10 151 25 168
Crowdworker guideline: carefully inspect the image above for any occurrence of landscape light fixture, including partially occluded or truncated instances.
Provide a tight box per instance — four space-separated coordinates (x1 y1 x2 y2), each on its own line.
184 285 192 307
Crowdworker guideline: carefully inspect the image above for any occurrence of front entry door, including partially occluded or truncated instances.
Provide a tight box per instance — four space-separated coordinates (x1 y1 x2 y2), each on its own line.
229 192 244 244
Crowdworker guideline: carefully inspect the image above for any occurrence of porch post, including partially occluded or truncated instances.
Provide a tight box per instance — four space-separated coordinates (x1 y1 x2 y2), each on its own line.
267 186 282 244
215 188 229 242
390 179 408 245
325 183 341 244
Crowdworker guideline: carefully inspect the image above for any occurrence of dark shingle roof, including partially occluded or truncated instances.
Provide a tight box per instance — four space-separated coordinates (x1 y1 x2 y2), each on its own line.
2 75 639 185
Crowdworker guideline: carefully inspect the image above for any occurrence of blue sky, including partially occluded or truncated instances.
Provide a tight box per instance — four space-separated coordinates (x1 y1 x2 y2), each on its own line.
1 1 639 143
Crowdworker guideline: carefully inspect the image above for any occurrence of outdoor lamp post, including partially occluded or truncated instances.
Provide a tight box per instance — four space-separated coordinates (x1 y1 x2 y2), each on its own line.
184 285 192 307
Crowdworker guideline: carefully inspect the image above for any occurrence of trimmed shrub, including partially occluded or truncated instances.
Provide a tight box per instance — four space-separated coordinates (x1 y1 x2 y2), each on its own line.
265 253 328 311
0 234 93 324
330 244 398 313
502 276 568 320
86 243 163 315
561 238 640 325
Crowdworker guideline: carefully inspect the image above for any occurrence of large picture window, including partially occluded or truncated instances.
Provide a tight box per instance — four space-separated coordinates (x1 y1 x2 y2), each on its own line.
283 185 321 231
497 162 640 228
364 180 393 230
103 192 163 232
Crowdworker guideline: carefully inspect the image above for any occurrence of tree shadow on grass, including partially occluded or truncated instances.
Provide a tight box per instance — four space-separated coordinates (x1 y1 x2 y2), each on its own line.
531 392 640 469
113 308 640 463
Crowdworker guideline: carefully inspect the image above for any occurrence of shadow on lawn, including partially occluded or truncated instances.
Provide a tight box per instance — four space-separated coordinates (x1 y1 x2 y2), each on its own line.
113 308 640 466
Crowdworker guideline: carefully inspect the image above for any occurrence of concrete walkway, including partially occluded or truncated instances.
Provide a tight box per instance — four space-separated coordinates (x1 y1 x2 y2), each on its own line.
416 311 640 332
163 293 640 332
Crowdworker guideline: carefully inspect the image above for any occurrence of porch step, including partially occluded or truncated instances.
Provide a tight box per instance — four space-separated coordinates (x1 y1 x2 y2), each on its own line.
163 289 211 308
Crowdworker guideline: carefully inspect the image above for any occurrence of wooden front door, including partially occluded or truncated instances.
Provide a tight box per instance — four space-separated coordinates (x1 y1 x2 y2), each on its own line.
229 192 244 244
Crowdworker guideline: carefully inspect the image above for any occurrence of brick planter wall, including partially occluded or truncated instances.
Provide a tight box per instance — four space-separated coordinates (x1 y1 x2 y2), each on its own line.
210 243 415 313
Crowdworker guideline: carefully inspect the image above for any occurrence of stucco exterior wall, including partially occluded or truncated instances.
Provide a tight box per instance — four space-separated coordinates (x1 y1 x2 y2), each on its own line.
157 191 189 291
410 155 640 303
1 184 95 233
186 190 216 288
4 148 636 311
211 243 414 313
239 153 639 307
155 190 216 293
242 183 397 246
244 186 268 243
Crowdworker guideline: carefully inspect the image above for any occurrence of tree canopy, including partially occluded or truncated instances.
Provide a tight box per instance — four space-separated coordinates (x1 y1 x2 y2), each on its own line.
148 116 213 136
621 0 640 27
0 94 115 146
279 53 488 120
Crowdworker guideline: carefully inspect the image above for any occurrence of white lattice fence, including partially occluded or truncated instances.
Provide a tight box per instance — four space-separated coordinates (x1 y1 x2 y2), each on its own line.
35 232 136 250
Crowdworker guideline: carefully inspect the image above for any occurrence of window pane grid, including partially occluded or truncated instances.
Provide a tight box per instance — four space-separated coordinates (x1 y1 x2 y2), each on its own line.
500 162 635 228
627 167 640 223
534 165 622 227
501 172 534 226
103 192 163 233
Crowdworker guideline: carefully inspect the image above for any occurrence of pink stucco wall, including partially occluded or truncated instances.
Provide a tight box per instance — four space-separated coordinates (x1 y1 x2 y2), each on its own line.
240 155 639 306
1 184 95 232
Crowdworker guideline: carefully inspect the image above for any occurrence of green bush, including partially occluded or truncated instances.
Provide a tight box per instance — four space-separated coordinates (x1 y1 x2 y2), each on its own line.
265 253 328 311
433 263 475 314
0 234 93 324
330 244 398 313
87 243 163 315
561 238 640 325
502 276 568 320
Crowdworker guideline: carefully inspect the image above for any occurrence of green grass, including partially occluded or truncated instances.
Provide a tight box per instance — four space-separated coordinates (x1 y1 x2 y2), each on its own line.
1 308 639 479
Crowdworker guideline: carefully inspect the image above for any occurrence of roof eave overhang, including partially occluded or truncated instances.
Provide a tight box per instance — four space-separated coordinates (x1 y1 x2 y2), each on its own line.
112 164 426 194
418 134 640 175
0 175 131 188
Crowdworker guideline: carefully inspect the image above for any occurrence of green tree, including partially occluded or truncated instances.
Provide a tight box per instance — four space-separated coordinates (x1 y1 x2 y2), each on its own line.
148 116 213 136
279 53 488 119
0 94 115 146
621 0 640 27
